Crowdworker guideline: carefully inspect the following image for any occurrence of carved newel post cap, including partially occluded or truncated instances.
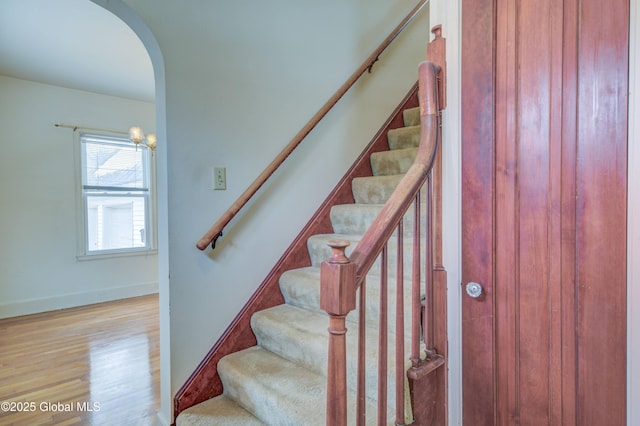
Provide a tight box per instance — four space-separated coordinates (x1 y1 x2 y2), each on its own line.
327 240 350 264
321 239 356 315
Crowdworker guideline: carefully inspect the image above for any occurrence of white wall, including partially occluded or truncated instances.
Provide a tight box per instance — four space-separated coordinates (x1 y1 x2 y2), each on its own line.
113 0 430 421
0 75 158 318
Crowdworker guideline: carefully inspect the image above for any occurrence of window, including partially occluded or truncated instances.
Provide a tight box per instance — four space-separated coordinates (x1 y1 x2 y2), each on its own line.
78 132 154 257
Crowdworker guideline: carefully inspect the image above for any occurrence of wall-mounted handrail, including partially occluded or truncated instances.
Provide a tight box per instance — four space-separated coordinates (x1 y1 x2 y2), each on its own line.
196 0 429 251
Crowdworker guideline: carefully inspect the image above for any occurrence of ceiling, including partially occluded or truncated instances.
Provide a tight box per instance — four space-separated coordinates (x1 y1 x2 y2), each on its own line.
0 0 155 103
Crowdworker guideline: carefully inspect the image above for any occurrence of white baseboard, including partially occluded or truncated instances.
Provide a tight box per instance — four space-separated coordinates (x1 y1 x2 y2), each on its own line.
155 410 172 426
0 281 158 319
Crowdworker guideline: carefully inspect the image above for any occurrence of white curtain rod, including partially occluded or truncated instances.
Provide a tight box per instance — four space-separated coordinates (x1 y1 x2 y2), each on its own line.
54 123 127 134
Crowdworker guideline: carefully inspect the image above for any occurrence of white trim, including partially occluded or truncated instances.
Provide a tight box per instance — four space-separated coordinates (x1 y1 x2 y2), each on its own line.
0 281 158 319
430 1 463 424
155 411 171 426
76 248 158 261
89 1 171 423
628 1 639 424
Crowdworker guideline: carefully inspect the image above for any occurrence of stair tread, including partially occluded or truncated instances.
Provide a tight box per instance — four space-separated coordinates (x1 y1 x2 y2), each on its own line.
352 173 427 204
280 265 426 294
177 395 265 426
308 231 422 246
253 302 411 355
370 147 418 176
330 202 427 237
252 304 414 415
252 304 345 377
352 174 404 204
279 266 322 310
219 347 326 425
218 346 388 425
387 125 420 150
403 107 420 127
279 265 424 339
307 232 425 270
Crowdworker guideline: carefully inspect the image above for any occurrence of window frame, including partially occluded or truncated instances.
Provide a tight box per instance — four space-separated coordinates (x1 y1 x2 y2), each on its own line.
75 130 157 260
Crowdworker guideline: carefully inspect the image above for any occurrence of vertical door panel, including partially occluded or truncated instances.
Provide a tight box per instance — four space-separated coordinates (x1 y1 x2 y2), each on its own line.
494 0 517 422
461 0 628 423
461 0 495 423
575 0 628 423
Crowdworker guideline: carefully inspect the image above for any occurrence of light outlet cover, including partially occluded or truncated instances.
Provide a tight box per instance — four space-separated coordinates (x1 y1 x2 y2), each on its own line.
213 166 226 190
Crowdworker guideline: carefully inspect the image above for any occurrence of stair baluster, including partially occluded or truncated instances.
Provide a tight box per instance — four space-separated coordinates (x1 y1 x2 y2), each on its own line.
395 221 406 426
377 245 389 424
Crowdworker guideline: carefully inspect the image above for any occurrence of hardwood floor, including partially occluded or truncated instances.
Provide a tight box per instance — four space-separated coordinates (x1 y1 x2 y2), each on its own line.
0 295 159 425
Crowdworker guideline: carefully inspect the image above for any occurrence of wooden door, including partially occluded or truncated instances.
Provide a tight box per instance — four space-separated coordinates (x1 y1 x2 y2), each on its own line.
460 0 629 424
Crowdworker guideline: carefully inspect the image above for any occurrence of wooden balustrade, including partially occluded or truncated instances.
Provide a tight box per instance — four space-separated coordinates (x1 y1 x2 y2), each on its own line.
319 45 445 425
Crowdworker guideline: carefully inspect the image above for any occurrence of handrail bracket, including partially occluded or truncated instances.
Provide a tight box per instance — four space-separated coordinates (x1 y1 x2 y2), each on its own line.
211 231 223 250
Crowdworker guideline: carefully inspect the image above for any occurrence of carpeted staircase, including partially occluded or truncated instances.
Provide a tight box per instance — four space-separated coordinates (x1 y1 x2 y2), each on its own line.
177 105 425 426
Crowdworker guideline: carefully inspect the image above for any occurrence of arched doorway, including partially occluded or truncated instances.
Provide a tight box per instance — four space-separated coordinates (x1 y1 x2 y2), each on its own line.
0 0 169 423
89 2 171 423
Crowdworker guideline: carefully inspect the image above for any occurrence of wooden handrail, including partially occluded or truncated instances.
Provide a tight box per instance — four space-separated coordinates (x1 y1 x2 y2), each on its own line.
350 61 439 278
196 0 429 251
320 58 442 426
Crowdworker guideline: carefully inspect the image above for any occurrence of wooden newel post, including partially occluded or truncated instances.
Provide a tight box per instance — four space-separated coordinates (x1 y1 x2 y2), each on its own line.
320 240 357 426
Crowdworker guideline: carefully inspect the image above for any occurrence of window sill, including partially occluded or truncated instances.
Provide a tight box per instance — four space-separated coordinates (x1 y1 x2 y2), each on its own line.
76 248 158 261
